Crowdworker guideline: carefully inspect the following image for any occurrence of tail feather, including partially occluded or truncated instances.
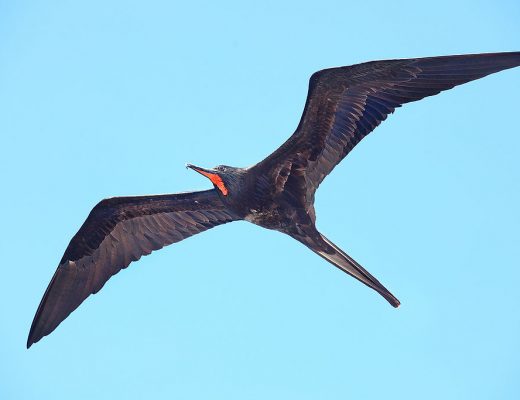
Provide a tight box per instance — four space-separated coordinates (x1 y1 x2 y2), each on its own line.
314 234 400 307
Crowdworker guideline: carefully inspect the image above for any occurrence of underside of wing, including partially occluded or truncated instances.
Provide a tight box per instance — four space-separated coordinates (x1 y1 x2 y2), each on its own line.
254 52 520 204
27 189 237 348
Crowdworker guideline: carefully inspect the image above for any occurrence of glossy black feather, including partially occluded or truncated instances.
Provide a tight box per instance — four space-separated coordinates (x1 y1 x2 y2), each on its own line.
254 52 520 207
27 190 237 347
28 52 520 348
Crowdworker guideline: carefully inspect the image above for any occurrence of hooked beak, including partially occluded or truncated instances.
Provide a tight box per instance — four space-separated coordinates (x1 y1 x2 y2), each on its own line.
186 163 229 196
185 163 217 176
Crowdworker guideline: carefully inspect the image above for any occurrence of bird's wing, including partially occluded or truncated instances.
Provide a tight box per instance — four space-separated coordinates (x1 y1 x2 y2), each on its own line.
254 52 520 205
27 189 237 348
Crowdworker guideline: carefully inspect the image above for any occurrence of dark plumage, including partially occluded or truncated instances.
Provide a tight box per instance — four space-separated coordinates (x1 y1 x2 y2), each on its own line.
28 52 520 348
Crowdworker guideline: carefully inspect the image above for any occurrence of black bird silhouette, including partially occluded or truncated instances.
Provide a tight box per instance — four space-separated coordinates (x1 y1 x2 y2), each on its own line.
28 52 520 348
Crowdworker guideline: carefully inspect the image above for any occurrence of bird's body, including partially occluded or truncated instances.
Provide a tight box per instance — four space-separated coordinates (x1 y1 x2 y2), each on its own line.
28 52 520 348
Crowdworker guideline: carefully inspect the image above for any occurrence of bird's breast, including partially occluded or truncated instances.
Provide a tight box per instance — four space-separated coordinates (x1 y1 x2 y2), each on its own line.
244 207 285 230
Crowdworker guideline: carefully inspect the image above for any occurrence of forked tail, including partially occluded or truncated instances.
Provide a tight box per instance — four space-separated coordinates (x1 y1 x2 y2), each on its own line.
309 233 400 307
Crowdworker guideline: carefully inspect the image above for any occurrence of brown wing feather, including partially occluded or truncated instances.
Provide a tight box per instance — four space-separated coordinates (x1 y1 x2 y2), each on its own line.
255 52 520 206
27 189 237 348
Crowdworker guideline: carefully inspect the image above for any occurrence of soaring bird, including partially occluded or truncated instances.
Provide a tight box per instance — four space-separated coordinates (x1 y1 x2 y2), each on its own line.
28 52 520 348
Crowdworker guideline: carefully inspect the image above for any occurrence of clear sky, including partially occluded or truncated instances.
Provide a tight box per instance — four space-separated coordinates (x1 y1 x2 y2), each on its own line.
1 1 519 399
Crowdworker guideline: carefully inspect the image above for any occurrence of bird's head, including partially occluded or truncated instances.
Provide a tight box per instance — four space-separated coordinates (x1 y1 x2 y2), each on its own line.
186 163 244 197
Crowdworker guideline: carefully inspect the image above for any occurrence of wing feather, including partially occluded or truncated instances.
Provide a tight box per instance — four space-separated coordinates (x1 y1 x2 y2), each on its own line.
254 52 520 205
27 189 237 347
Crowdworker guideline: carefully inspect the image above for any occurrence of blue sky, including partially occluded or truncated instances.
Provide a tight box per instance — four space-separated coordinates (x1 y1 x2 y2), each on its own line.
1 1 519 399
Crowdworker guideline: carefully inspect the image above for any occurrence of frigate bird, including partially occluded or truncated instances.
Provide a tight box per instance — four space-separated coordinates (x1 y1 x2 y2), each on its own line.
28 52 520 348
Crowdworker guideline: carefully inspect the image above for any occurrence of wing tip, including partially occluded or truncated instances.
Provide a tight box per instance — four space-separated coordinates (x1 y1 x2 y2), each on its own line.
26 332 38 349
27 320 44 349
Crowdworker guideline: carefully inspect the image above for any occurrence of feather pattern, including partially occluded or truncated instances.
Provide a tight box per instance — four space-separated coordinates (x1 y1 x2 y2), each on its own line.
27 189 237 347
255 52 520 208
